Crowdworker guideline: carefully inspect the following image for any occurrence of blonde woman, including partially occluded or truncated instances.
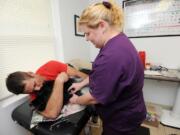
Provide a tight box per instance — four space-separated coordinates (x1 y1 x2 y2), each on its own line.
69 1 146 135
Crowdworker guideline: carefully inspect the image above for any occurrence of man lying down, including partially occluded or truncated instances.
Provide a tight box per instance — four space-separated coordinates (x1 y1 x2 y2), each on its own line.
5 60 88 120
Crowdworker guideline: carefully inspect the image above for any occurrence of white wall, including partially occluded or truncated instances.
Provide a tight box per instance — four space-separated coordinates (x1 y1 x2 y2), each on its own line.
50 0 65 61
58 0 90 62
51 0 91 63
143 80 179 107
131 37 180 69
131 37 180 107
0 95 28 135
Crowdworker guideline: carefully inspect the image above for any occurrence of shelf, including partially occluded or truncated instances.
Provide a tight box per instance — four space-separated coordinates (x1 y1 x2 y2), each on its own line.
144 69 180 128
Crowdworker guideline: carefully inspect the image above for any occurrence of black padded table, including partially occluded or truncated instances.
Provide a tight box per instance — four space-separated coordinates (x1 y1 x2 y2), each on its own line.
12 100 92 135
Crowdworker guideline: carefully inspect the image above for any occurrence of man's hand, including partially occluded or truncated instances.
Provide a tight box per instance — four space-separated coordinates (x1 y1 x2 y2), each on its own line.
56 72 69 83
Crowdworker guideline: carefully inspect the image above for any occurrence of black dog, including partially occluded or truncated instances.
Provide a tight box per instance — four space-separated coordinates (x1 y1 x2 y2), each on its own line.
30 78 81 111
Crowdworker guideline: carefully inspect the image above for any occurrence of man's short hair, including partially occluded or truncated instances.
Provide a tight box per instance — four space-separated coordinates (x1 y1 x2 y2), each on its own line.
6 71 29 94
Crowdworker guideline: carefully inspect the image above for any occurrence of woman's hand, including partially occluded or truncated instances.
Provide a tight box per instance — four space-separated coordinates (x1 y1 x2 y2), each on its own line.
68 82 83 94
68 77 89 94
69 94 79 104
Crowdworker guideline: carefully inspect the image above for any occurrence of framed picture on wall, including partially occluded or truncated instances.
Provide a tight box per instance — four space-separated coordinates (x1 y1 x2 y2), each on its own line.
122 0 180 38
74 15 85 37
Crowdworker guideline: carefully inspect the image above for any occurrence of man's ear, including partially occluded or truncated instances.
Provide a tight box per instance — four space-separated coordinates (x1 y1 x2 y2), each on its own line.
27 72 35 77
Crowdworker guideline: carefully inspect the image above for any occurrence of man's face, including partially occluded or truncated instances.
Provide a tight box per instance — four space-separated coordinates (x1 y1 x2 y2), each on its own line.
23 76 43 93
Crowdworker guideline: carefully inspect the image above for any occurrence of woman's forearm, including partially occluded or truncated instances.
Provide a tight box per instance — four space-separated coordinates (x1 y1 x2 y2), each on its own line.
76 92 98 105
80 76 89 87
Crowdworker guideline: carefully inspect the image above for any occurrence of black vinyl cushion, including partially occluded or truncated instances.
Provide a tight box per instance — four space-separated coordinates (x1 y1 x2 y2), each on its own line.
12 100 92 135
12 101 32 130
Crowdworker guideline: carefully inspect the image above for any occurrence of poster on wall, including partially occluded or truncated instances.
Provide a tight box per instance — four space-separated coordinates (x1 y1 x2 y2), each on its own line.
122 0 180 38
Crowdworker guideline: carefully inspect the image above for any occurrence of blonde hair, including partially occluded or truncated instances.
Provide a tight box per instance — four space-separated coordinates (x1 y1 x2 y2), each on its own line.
78 0 124 32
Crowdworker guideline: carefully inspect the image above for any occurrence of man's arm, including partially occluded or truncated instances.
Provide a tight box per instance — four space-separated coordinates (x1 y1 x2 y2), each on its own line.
67 66 88 79
40 72 68 119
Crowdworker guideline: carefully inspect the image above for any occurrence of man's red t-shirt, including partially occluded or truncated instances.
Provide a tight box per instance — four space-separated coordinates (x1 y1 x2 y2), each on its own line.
30 60 67 101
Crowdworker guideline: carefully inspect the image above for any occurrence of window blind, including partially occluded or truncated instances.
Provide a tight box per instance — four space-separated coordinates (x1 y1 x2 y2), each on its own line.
0 0 55 100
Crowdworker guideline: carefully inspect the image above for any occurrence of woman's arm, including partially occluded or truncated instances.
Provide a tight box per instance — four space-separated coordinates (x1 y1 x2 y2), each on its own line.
40 72 68 119
70 91 98 105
